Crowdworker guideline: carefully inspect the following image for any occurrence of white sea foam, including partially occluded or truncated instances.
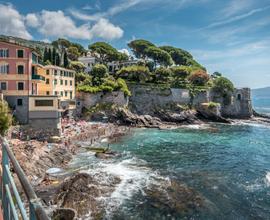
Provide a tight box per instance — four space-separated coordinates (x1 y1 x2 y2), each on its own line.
81 156 164 218
265 172 270 186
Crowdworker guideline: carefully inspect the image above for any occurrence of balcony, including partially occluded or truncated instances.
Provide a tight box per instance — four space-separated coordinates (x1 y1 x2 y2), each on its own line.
32 73 45 81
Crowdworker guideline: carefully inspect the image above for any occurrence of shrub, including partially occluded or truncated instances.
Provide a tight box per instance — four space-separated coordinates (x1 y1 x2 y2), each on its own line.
153 67 172 83
117 65 151 83
92 64 108 86
208 102 219 109
188 70 210 86
75 72 92 86
170 66 191 79
0 100 12 136
212 76 234 96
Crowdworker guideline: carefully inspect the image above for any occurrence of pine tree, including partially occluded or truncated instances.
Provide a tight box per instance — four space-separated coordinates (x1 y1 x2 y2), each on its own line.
48 48 52 63
43 48 48 63
55 53 60 66
63 52 69 68
52 48 56 65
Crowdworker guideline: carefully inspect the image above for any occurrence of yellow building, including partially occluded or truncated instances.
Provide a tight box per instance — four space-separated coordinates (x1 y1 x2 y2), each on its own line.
37 65 76 112
38 65 75 100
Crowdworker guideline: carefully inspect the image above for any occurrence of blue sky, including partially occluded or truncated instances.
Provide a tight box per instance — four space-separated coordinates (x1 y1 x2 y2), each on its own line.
1 0 270 88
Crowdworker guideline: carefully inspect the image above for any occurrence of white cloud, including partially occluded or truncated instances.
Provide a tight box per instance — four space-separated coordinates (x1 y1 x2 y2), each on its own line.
0 3 32 39
25 13 40 27
37 10 92 40
90 18 123 40
27 10 123 41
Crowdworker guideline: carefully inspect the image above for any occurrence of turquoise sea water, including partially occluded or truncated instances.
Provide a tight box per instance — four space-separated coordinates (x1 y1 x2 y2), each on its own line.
69 99 270 219
107 122 270 219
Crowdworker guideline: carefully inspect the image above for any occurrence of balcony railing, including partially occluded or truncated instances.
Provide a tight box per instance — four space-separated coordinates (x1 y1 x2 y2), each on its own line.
0 137 49 220
31 74 45 81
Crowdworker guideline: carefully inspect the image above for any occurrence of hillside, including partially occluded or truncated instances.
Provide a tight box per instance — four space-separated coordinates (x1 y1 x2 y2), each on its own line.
0 35 53 52
252 87 270 99
252 87 270 111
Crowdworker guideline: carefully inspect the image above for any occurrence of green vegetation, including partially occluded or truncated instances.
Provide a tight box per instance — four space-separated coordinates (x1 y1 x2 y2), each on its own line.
0 100 12 136
117 65 151 83
208 102 219 109
77 65 131 96
188 70 210 86
89 42 128 63
212 76 234 96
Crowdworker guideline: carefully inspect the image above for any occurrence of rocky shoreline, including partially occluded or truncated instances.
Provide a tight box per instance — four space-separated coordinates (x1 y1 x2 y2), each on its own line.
5 110 270 219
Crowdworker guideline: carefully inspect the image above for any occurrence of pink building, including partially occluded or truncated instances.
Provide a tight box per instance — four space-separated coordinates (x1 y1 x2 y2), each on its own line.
0 40 60 126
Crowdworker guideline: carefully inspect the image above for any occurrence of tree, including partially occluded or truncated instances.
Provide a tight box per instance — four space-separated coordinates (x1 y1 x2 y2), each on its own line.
63 52 69 68
43 47 49 63
0 100 12 136
71 42 87 55
145 46 173 67
188 70 209 86
92 64 108 86
170 66 191 79
89 42 120 63
52 47 56 65
128 39 155 59
212 76 234 96
159 46 192 66
153 67 172 83
117 65 151 83
67 46 80 61
75 72 92 86
70 61 86 73
55 53 60 66
48 48 52 63
52 38 71 65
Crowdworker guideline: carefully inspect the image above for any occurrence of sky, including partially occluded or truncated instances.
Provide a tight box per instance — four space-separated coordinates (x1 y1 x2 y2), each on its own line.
1 0 270 88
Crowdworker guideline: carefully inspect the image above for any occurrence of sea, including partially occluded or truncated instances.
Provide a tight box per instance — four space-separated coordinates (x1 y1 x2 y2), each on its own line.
68 98 270 219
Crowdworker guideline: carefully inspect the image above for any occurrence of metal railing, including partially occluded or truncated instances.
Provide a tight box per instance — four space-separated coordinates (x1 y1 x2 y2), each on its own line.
0 137 50 220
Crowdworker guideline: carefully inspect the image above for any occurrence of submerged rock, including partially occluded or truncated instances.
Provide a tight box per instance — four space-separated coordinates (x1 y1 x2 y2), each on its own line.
143 180 204 218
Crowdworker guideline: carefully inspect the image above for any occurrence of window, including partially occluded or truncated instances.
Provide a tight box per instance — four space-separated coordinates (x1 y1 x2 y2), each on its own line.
18 82 24 90
70 73 74 77
54 79 57 85
61 91 63 96
70 80 73 86
60 80 63 85
70 91 73 99
35 100 54 107
17 99 23 106
17 65 24 74
237 94 242 100
65 80 67 86
65 91 68 97
0 64 9 74
54 91 58 95
46 70 49 75
46 78 50 84
0 82 7 90
0 49 9 57
46 91 50 95
54 70 57 76
17 50 24 58
60 71 63 76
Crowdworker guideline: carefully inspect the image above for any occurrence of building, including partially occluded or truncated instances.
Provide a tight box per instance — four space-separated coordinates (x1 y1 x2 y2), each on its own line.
0 40 61 135
78 53 97 74
41 65 76 113
107 60 139 73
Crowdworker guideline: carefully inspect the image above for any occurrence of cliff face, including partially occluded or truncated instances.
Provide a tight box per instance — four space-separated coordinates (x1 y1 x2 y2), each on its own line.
76 85 253 120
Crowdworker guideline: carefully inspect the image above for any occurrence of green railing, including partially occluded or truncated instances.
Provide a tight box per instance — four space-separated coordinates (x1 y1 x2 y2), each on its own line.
0 137 49 220
32 74 45 81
